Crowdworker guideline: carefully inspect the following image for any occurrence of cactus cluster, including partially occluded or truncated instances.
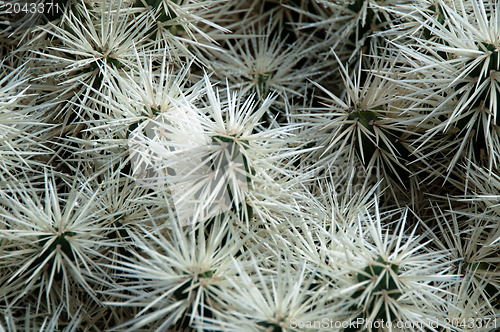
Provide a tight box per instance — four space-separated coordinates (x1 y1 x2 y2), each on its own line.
0 0 499 331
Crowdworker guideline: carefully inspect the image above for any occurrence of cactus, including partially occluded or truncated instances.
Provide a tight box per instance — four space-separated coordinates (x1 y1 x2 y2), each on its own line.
1 0 499 330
